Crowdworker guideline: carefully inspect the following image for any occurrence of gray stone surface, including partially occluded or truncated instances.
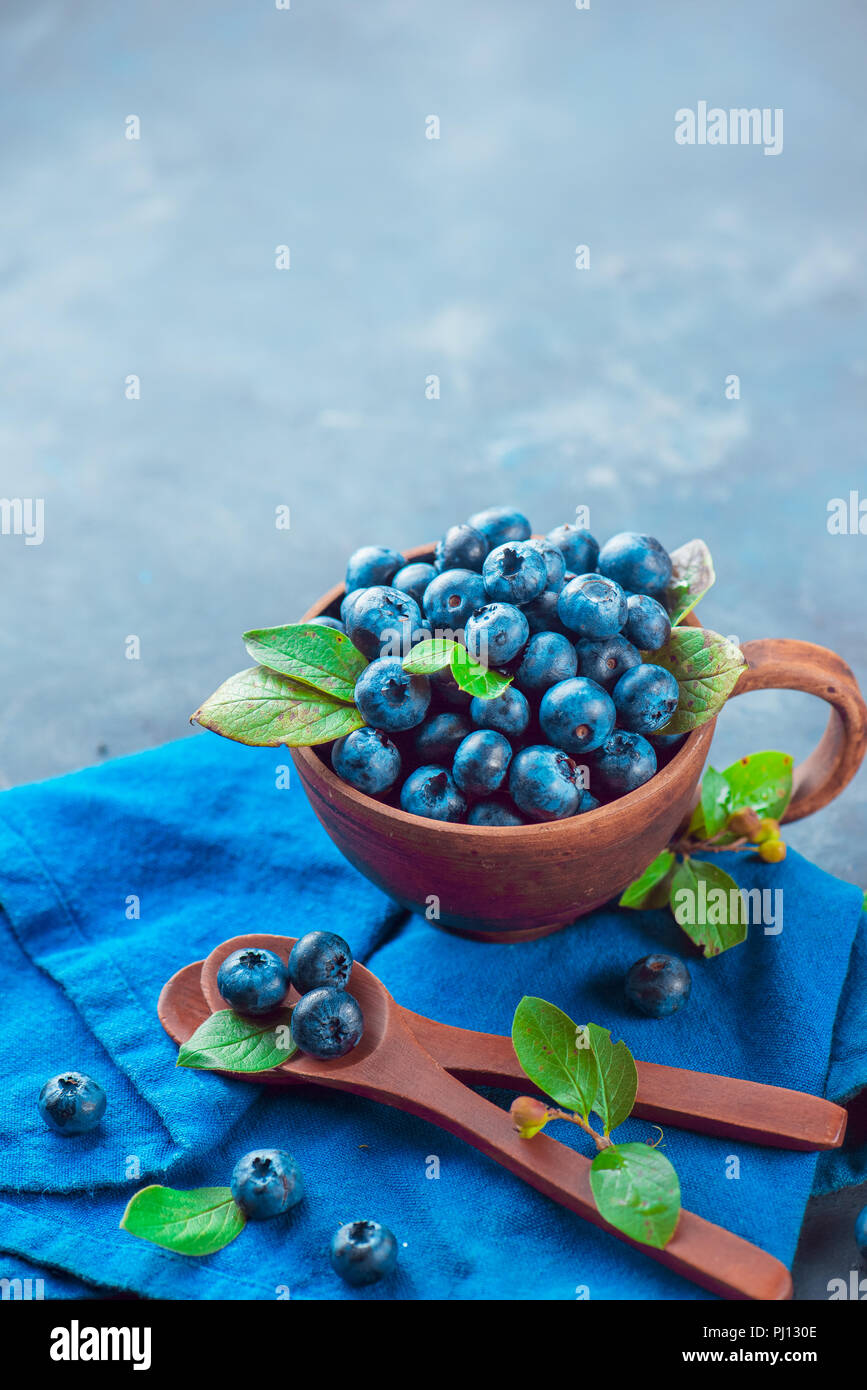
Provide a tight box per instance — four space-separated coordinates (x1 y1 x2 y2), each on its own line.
1 0 865 1299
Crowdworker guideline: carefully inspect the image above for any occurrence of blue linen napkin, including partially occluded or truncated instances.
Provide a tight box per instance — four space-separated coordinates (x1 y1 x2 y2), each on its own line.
0 734 863 1300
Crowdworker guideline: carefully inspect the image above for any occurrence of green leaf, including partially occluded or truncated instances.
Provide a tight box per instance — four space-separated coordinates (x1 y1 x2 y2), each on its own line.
652 627 746 734
666 539 715 626
700 766 732 836
589 1143 681 1249
242 624 367 703
511 997 598 1118
619 851 676 910
177 1008 296 1072
586 1023 638 1135
450 645 513 700
120 1186 245 1257
670 857 748 957
721 751 793 822
192 667 365 747
402 638 459 674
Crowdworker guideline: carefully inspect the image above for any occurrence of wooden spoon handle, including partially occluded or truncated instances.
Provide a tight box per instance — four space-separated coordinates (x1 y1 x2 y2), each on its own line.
401 1010 846 1150
368 1036 792 1301
733 639 867 821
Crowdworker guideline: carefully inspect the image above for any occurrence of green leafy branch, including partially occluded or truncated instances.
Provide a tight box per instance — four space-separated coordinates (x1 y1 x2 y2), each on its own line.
510 998 681 1250
619 751 794 957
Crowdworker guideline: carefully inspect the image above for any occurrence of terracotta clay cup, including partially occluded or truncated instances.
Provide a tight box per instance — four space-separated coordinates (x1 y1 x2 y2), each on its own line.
291 544 867 941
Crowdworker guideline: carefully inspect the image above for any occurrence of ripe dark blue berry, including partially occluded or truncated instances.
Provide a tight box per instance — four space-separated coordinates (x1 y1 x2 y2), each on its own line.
509 745 583 821
625 954 691 1018
469 686 530 736
591 730 657 795
330 1219 398 1287
515 631 578 693
332 728 401 794
855 1204 867 1260
400 766 466 821
623 594 671 652
468 505 531 548
38 1072 106 1136
435 523 488 572
231 1150 304 1220
289 931 353 993
414 711 472 763
558 574 627 639
467 799 525 826
597 533 672 597
217 948 289 1016
483 542 548 607
612 663 679 734
539 676 616 755
347 586 422 660
465 603 529 666
546 524 599 574
354 658 431 732
309 615 345 632
422 568 488 631
453 730 512 797
525 537 567 591
392 562 438 607
575 634 641 689
345 546 405 591
291 987 364 1058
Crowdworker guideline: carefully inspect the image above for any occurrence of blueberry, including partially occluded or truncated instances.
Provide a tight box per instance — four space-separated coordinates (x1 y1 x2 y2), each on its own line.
422 568 488 631
38 1072 106 1136
623 594 671 652
539 676 616 755
392 561 438 607
578 789 601 813
625 954 691 1018
345 545 405 592
453 730 512 797
522 589 567 635
545 524 599 574
648 730 686 751
435 523 488 573
591 730 657 795
558 574 627 639
597 532 672 597
217 948 289 1016
467 799 526 826
354 658 431 732
340 587 366 626
231 1150 304 1220
309 615 345 632
469 686 530 737
465 602 529 666
575 634 641 689
330 1219 397 1287
289 930 353 993
525 537 567 591
414 711 472 763
291 986 364 1058
468 505 531 549
347 586 423 660
332 728 401 795
509 744 584 821
400 765 467 821
483 542 548 607
855 1205 867 1260
612 663 679 734
515 632 578 693
429 663 472 709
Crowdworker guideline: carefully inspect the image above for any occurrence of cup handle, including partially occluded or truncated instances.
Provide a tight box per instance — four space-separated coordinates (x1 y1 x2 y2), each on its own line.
729 639 867 822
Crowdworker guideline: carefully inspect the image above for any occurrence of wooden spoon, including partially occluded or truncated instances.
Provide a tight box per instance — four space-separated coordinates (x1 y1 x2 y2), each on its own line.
160 934 796 1300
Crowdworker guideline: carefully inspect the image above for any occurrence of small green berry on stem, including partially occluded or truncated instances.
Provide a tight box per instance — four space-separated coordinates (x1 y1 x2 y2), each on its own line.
755 818 781 844
758 838 786 864
510 1095 550 1138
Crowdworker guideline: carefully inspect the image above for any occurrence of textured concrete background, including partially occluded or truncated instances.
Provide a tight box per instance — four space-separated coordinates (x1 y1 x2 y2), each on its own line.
1 0 865 1298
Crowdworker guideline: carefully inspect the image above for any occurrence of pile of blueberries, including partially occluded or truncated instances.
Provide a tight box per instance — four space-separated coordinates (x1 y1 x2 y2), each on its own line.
319 505 683 824
217 931 364 1060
